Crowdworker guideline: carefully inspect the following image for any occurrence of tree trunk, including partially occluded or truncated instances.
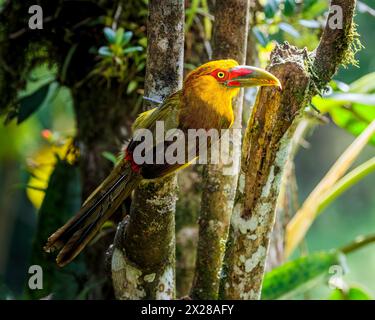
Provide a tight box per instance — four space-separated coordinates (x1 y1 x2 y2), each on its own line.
265 119 313 270
191 0 250 300
220 0 358 299
111 0 184 300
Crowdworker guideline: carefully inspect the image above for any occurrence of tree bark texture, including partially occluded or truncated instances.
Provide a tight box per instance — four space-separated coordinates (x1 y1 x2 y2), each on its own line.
313 0 358 90
220 0 358 299
175 167 202 297
220 44 312 299
111 0 184 300
265 119 313 270
191 0 250 300
267 0 359 270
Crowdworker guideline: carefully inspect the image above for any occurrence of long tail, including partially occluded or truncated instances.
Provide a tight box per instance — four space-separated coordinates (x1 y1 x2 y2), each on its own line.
44 161 142 267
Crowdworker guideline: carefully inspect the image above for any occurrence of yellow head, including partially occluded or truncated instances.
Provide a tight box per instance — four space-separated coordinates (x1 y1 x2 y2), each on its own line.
180 60 281 129
183 59 281 96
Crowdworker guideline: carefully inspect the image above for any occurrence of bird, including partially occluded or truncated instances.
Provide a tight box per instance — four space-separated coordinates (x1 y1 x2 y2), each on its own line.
44 59 281 267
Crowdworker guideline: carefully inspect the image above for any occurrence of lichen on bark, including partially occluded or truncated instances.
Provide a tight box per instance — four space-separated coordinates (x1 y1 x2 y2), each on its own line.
220 44 314 299
112 177 178 299
111 0 184 300
220 0 359 300
191 0 250 300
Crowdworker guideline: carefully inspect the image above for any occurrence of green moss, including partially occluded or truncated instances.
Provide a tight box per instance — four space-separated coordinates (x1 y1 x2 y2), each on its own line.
340 22 363 68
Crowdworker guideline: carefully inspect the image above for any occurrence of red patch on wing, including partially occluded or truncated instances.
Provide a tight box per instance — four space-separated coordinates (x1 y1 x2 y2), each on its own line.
125 150 141 173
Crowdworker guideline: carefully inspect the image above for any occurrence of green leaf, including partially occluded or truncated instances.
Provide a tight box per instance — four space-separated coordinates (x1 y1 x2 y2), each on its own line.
123 46 143 54
115 28 124 45
98 46 113 57
302 0 327 18
138 37 147 47
329 104 375 145
102 151 118 165
253 27 269 47
136 62 145 72
312 73 375 144
283 0 295 16
17 82 50 124
328 93 375 105
261 251 346 300
61 44 78 83
279 22 300 38
302 0 318 11
329 286 372 300
127 80 138 94
349 72 375 93
122 31 133 45
185 0 200 33
331 80 350 92
265 0 280 19
347 287 372 300
103 27 116 44
313 96 375 145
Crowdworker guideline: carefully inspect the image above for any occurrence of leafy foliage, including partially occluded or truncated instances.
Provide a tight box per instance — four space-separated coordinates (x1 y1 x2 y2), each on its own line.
99 27 143 57
17 83 51 124
253 0 327 51
261 251 346 300
263 232 375 300
313 73 375 144
329 286 372 300
92 27 146 97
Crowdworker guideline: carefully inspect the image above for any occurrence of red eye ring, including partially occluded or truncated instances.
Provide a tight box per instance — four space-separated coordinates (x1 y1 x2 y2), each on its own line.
212 69 227 81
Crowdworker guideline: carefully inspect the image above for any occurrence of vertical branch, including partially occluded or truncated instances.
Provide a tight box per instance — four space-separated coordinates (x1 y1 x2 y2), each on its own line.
266 119 313 270
220 0 358 299
111 0 184 300
265 160 296 271
191 0 250 300
220 44 312 299
313 0 358 88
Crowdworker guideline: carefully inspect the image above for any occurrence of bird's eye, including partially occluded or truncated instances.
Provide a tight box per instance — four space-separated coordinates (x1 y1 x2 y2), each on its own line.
217 71 225 79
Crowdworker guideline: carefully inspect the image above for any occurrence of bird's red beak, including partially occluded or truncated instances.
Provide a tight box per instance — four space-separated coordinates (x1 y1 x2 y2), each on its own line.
226 66 282 89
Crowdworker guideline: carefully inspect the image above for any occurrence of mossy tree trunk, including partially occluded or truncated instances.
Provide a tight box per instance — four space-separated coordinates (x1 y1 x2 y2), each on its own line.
220 0 358 299
111 0 184 300
266 0 359 271
191 0 250 300
266 118 314 270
